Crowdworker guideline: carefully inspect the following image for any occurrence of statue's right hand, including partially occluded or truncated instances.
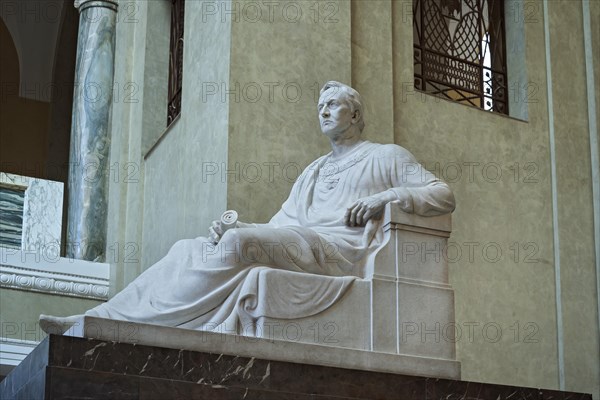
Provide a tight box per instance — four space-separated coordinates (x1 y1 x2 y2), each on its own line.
208 220 224 244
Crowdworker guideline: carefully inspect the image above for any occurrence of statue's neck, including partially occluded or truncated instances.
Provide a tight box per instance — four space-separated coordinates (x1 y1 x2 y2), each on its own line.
329 138 365 161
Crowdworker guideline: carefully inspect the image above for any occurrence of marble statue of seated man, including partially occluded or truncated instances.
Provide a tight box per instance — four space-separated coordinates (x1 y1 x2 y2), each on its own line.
40 81 455 335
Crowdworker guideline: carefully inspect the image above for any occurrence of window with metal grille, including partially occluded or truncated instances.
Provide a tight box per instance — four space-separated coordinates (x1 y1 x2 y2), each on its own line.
167 0 185 126
413 0 508 114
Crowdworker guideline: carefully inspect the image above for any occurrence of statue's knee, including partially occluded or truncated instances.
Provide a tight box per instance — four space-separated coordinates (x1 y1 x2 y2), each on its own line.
220 229 244 248
220 229 259 264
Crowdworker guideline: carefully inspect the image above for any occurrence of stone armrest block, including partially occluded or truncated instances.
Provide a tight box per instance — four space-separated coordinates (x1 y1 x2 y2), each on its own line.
366 201 452 283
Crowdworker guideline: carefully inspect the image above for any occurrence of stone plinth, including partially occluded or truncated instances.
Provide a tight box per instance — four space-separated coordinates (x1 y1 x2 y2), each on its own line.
65 316 461 379
1 333 592 400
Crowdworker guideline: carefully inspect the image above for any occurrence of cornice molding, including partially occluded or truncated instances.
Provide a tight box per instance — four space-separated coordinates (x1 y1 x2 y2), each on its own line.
0 249 109 301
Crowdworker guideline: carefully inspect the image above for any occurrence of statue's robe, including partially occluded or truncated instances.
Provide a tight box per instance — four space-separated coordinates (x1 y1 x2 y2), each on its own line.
87 141 455 333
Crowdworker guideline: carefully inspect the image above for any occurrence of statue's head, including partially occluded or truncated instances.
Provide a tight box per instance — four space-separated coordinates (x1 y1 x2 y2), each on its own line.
318 81 365 137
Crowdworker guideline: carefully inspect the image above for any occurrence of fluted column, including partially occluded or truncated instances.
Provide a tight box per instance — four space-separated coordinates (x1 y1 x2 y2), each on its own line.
66 0 118 260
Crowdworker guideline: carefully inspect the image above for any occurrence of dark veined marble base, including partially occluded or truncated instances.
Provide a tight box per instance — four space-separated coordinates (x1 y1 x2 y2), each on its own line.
0 335 592 400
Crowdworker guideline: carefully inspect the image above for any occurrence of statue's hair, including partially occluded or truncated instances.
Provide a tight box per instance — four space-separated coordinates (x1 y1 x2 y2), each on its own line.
320 81 365 132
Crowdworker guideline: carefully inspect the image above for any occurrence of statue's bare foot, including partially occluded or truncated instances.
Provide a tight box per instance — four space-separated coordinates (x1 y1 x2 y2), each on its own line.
39 314 83 335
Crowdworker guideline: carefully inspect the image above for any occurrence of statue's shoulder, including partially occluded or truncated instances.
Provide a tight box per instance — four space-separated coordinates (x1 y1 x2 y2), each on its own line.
369 142 416 161
294 153 330 182
312 153 331 164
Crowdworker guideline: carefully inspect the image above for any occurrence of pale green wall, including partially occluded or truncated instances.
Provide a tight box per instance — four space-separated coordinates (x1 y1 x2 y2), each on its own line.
0 289 101 342
391 0 561 390
227 0 351 222
105 0 231 283
351 0 394 145
105 0 146 293
383 0 598 396
550 1 599 396
141 0 231 268
103 0 599 397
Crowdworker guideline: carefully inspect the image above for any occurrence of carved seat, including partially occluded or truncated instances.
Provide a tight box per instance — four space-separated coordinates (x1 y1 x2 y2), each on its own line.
253 202 456 363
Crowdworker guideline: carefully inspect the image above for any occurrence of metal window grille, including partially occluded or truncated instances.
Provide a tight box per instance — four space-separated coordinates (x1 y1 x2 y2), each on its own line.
413 0 508 114
167 0 185 126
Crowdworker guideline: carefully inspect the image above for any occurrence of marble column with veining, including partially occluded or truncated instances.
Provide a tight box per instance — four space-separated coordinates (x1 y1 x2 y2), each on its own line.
66 0 118 261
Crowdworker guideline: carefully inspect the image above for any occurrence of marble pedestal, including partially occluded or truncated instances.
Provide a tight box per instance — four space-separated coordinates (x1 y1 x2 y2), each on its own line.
64 316 461 378
1 332 592 399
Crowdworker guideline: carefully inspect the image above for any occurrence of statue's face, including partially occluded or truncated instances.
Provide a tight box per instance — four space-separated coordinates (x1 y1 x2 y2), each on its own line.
317 88 356 138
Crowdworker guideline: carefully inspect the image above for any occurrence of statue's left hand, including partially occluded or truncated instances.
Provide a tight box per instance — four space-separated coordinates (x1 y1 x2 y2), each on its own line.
208 220 255 244
345 191 396 227
208 220 224 243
